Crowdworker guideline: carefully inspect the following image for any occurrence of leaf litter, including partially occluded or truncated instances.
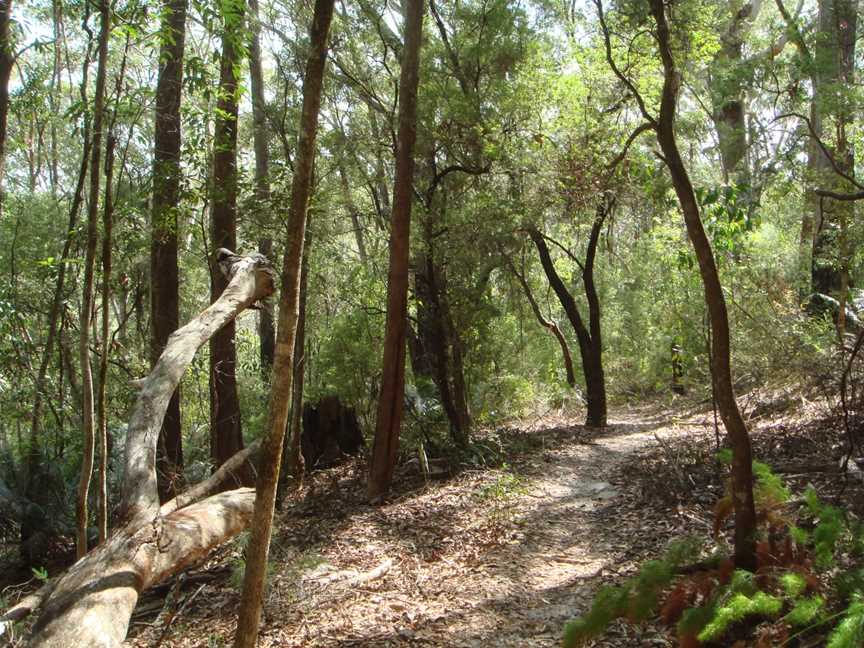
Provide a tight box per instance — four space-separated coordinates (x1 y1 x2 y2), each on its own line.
125 395 854 647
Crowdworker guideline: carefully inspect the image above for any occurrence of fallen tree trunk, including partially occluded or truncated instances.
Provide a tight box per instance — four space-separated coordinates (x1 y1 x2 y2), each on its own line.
15 251 274 648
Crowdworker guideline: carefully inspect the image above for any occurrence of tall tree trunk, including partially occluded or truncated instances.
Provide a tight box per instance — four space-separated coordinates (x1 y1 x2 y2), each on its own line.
28 90 91 480
0 0 13 217
649 0 757 570
49 0 61 197
709 0 770 186
151 0 188 502
96 125 117 546
210 0 247 477
248 0 276 377
414 248 470 442
233 0 335 643
369 109 392 226
95 27 132 545
77 0 111 560
367 0 425 501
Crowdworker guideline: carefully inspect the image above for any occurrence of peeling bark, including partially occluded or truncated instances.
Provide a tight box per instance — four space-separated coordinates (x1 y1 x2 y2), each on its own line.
16 253 273 647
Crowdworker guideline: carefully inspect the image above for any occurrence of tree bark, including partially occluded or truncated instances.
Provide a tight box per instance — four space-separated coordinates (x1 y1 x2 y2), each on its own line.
282 227 311 494
96 124 117 545
151 0 188 502
17 254 274 648
649 0 757 570
526 210 608 428
210 0 247 477
367 0 425 501
248 0 276 377
234 0 335 643
77 0 111 560
710 0 765 185
0 0 13 217
414 249 472 442
122 255 273 524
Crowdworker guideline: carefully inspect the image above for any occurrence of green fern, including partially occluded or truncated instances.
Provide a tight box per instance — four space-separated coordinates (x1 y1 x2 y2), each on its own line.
562 585 629 647
696 592 782 642
803 486 845 568
562 538 700 647
784 595 825 626
753 460 790 504
789 525 809 546
677 604 716 639
826 597 864 648
780 572 806 598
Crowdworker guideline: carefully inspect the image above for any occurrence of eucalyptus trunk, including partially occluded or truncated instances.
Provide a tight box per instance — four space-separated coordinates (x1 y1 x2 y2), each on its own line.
0 0 13 216
210 0 247 478
234 0 335 643
650 0 757 569
249 0 276 376
368 0 425 500
151 0 188 501
526 202 609 429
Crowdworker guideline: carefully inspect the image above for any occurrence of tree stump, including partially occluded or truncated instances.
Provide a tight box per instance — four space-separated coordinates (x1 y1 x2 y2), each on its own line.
301 396 364 469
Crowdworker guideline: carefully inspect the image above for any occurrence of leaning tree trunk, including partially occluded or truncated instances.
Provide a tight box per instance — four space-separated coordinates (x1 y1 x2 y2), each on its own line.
151 0 188 502
77 0 111 559
233 0 336 644
526 213 608 428
12 253 274 648
210 0 247 476
368 0 425 501
649 0 757 570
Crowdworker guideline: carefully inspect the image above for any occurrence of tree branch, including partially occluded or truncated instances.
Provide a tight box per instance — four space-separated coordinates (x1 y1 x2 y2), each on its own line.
593 0 656 127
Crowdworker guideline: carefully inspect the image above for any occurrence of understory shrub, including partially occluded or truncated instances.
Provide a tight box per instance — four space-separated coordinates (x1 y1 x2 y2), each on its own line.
562 457 864 647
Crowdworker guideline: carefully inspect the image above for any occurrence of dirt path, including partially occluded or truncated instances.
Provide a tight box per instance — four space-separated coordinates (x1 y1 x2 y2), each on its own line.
129 408 717 648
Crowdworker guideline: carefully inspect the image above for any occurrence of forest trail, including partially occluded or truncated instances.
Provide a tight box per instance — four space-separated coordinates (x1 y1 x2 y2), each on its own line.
129 407 716 647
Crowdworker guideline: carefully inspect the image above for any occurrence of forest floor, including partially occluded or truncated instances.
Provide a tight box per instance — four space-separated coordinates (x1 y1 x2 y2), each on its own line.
114 392 859 646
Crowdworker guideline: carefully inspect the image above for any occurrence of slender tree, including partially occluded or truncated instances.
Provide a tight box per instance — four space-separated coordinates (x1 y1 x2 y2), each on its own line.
233 0 335 642
0 0 13 216
248 0 276 376
810 0 857 328
647 0 757 568
151 0 188 501
507 255 576 389
367 0 425 501
281 225 311 493
524 196 611 428
210 0 247 475
76 0 111 560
